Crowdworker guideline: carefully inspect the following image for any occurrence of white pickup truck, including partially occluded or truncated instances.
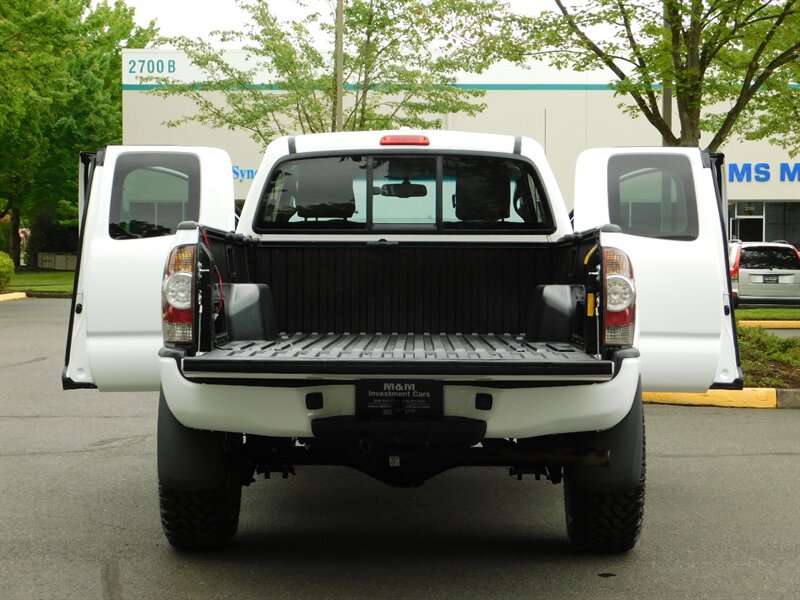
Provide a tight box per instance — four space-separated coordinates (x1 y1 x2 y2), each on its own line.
64 130 740 553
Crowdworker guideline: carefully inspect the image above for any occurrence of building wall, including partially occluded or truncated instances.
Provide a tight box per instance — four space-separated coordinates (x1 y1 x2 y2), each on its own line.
122 49 799 246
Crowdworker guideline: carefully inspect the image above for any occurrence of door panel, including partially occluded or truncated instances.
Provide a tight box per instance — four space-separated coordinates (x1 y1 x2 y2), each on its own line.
63 147 234 391
574 148 741 392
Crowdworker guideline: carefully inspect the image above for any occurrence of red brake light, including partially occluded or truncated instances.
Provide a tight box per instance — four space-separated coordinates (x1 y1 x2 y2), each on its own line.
380 135 430 146
730 246 741 282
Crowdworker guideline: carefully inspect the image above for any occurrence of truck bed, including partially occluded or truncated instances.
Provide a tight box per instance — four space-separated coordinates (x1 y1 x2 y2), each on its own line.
181 333 613 381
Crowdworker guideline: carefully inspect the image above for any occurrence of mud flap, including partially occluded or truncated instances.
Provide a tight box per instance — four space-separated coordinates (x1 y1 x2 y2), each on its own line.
565 378 644 493
157 390 228 491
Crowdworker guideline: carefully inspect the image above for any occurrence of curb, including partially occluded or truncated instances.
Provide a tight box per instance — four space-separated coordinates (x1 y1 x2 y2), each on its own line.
644 388 800 409
0 292 27 302
738 320 800 329
0 292 71 300
644 388 776 409
777 388 800 409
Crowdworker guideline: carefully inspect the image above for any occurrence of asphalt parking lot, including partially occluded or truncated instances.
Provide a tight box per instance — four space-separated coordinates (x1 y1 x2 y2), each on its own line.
1 298 799 599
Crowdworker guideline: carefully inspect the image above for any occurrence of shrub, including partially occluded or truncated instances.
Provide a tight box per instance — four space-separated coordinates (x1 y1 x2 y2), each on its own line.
0 251 14 291
737 325 800 388
24 216 78 266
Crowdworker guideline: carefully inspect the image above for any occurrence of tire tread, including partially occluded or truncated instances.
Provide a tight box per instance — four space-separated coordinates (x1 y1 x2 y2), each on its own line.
564 422 646 553
159 483 241 551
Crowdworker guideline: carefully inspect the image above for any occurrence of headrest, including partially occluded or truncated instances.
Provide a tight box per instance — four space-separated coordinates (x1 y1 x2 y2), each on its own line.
294 164 356 220
454 171 510 221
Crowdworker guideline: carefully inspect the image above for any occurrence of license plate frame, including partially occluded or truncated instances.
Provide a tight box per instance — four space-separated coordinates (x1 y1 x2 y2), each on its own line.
356 380 443 419
763 274 779 284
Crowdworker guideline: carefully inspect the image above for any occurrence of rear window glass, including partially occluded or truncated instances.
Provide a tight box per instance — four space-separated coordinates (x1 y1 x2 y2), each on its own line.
109 153 200 240
740 246 800 269
608 155 698 240
254 154 554 233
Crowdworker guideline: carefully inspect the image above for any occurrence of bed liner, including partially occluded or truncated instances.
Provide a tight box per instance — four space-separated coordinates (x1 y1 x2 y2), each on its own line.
181 332 613 379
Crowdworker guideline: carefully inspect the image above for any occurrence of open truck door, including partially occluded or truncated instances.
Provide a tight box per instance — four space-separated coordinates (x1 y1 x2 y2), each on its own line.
573 147 741 392
63 147 235 391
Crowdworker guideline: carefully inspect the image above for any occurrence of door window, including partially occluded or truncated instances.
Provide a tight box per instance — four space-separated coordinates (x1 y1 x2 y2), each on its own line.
109 153 200 240
608 155 698 240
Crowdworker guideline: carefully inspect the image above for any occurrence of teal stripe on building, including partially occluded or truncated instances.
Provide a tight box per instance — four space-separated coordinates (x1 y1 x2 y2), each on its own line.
123 82 799 91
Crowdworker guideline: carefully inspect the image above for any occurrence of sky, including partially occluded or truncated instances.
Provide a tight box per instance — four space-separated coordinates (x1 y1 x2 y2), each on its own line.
123 0 554 43
125 0 273 41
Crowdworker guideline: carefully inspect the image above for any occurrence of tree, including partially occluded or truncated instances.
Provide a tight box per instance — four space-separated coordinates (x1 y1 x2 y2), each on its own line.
0 0 76 264
151 0 527 147
522 0 800 154
0 1 156 266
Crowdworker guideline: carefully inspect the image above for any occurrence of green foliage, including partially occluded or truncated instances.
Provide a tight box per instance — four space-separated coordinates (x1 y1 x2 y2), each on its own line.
522 0 800 153
152 0 527 146
738 58 800 157
737 326 800 388
736 307 800 321
0 0 157 266
24 215 78 263
0 218 10 255
0 252 14 291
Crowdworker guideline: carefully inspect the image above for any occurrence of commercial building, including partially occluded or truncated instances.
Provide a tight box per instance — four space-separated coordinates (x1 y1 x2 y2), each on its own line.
122 49 799 247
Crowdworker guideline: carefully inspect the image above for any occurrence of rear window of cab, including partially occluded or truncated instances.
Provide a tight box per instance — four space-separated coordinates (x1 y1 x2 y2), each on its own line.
253 154 554 233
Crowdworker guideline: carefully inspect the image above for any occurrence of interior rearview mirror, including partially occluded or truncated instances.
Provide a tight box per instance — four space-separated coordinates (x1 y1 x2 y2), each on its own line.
380 179 428 198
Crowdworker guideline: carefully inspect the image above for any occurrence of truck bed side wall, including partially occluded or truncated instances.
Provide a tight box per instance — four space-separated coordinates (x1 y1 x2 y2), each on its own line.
206 235 599 342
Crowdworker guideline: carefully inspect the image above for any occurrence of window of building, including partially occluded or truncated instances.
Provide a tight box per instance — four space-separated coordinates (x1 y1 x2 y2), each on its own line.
765 202 800 248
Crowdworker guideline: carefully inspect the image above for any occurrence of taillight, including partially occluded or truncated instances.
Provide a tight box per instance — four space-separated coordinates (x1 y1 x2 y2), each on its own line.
603 247 635 346
162 245 195 344
730 246 740 285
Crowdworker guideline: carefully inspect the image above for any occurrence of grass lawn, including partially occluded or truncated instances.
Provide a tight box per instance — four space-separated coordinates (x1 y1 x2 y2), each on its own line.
735 307 800 321
5 270 75 294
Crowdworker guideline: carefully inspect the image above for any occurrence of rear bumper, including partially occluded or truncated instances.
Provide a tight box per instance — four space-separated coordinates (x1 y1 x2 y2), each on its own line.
737 283 800 304
735 294 800 305
160 354 641 439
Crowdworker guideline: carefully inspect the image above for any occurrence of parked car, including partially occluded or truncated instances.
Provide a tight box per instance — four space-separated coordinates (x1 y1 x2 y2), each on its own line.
729 241 800 306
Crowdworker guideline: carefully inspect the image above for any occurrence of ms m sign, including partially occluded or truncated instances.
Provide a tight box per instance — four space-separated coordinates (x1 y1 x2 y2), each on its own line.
729 162 800 183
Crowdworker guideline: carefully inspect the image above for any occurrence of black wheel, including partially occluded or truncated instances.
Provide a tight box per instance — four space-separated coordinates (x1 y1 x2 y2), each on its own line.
157 391 242 550
564 422 646 553
159 476 241 551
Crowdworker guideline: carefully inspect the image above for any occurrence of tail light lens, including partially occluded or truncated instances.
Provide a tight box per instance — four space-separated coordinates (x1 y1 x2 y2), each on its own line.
162 245 195 344
603 247 635 346
730 246 740 285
